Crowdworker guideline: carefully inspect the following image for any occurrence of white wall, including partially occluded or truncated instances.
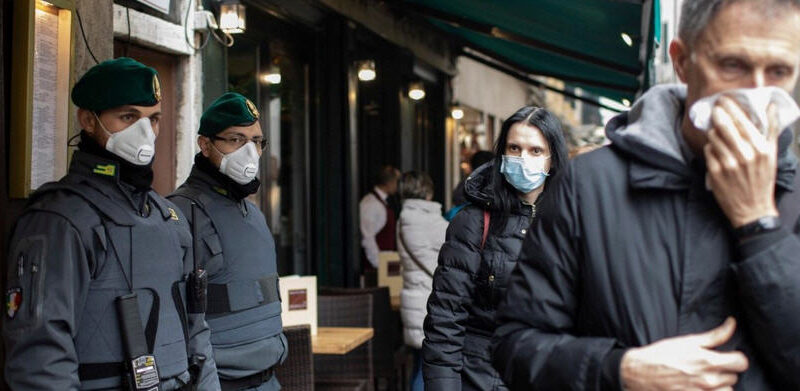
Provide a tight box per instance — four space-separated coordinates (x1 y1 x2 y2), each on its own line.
70 0 114 138
655 0 682 84
452 56 530 120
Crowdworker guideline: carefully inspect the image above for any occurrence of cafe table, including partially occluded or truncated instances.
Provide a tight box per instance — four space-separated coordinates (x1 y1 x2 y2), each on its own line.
312 327 374 355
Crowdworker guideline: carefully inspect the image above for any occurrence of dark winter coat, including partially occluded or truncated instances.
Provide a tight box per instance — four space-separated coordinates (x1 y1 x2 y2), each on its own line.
492 84 800 390
422 163 535 391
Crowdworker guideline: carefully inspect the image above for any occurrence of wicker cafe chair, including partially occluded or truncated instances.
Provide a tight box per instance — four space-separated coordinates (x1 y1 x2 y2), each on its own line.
314 293 374 391
275 325 314 391
319 287 405 391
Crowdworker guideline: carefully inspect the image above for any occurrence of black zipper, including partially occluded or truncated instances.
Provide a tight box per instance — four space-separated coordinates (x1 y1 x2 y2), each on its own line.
17 254 24 279
29 261 40 317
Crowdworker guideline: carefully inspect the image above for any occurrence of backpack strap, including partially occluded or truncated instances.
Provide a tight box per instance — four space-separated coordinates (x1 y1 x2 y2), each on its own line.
170 185 214 216
398 227 435 278
481 210 490 249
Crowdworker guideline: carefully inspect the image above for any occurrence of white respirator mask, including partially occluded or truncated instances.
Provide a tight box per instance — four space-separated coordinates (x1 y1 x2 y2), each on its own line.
95 113 156 165
215 141 260 185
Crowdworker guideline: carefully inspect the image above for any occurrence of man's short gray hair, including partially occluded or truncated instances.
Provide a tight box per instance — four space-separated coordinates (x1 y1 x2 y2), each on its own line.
679 0 800 47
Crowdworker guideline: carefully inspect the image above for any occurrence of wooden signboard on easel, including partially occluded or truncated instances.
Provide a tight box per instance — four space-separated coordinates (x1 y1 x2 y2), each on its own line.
280 275 318 335
378 251 403 298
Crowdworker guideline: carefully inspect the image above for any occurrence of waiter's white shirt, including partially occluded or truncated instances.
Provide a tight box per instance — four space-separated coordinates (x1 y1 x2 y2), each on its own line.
360 187 388 268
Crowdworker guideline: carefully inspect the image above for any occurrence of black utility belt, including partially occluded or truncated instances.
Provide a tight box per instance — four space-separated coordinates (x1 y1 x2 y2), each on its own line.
78 361 160 391
207 274 280 314
220 368 275 391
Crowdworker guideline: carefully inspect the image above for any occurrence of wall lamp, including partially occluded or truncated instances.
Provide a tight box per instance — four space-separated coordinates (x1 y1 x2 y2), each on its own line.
357 60 376 82
408 82 425 101
451 104 464 120
261 64 281 85
219 0 245 34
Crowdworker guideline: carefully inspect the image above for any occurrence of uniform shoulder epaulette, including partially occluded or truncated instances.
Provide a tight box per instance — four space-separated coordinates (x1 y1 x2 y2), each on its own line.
29 179 135 226
169 184 214 212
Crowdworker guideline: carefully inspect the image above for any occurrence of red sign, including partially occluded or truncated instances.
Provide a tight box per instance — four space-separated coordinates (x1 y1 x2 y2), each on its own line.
388 261 402 276
288 289 307 311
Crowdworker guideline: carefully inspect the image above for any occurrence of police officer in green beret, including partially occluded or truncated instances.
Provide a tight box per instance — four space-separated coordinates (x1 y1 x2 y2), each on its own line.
169 92 286 391
3 58 220 390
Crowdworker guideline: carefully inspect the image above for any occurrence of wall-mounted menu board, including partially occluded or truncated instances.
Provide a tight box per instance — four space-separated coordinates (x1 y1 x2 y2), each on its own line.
11 0 75 198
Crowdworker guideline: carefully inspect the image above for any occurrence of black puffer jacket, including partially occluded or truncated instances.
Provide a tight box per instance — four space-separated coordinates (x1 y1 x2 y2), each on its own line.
422 163 534 391
493 84 800 390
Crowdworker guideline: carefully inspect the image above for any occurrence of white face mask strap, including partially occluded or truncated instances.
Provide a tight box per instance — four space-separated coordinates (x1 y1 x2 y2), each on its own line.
210 139 258 158
208 137 226 157
92 112 112 137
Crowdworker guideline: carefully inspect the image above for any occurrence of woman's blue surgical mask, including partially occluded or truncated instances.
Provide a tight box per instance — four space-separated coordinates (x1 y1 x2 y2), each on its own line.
500 155 550 193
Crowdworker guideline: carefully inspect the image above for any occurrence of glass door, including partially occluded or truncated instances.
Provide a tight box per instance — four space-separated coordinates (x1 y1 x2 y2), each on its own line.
226 8 313 276
259 54 310 276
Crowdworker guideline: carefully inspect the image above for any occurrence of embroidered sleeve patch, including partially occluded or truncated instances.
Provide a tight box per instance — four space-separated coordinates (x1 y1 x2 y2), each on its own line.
6 287 22 319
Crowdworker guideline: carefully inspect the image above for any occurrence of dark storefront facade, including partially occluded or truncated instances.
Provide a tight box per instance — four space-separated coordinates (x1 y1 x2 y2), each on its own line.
202 0 454 287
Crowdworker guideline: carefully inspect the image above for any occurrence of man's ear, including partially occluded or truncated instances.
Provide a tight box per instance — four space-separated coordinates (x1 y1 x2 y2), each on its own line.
197 136 211 158
670 38 691 83
78 108 98 134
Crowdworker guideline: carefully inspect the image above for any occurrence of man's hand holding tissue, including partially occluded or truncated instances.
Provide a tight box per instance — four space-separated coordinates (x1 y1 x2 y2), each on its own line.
704 96 780 228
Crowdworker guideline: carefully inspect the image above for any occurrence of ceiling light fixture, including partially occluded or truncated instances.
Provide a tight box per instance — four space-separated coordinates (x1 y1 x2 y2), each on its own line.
408 82 425 100
621 33 633 47
357 60 376 82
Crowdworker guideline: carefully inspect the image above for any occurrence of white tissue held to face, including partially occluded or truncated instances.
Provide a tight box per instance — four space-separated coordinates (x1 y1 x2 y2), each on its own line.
689 86 800 133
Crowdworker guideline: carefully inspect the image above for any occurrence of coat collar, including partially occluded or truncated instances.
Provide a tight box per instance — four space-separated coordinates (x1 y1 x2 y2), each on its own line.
64 151 172 221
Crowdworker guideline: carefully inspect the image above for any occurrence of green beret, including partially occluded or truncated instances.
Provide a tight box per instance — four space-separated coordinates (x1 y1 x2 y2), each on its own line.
199 92 260 136
71 57 161 112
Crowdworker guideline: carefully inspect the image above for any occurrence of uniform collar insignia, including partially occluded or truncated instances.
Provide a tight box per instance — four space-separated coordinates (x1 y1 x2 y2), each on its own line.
93 163 117 177
213 186 229 196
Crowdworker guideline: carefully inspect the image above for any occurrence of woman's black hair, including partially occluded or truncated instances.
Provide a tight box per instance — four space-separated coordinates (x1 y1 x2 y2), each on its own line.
489 106 568 227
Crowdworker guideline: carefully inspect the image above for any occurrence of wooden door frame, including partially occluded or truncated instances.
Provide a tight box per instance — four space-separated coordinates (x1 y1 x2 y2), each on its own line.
113 41 178 195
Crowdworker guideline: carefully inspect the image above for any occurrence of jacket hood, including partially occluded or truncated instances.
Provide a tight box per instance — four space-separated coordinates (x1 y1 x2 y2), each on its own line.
463 161 533 214
606 84 797 190
463 161 496 208
401 198 442 215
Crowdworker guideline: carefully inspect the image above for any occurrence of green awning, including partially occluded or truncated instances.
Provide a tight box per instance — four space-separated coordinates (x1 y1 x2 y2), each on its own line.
404 0 660 103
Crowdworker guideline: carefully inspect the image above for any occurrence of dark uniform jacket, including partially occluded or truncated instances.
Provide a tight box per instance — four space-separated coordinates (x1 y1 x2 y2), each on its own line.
422 163 534 391
169 156 287 389
493 84 800 390
3 149 219 390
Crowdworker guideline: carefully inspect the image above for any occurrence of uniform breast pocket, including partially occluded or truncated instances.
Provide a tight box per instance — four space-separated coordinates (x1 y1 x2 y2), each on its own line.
201 233 224 275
